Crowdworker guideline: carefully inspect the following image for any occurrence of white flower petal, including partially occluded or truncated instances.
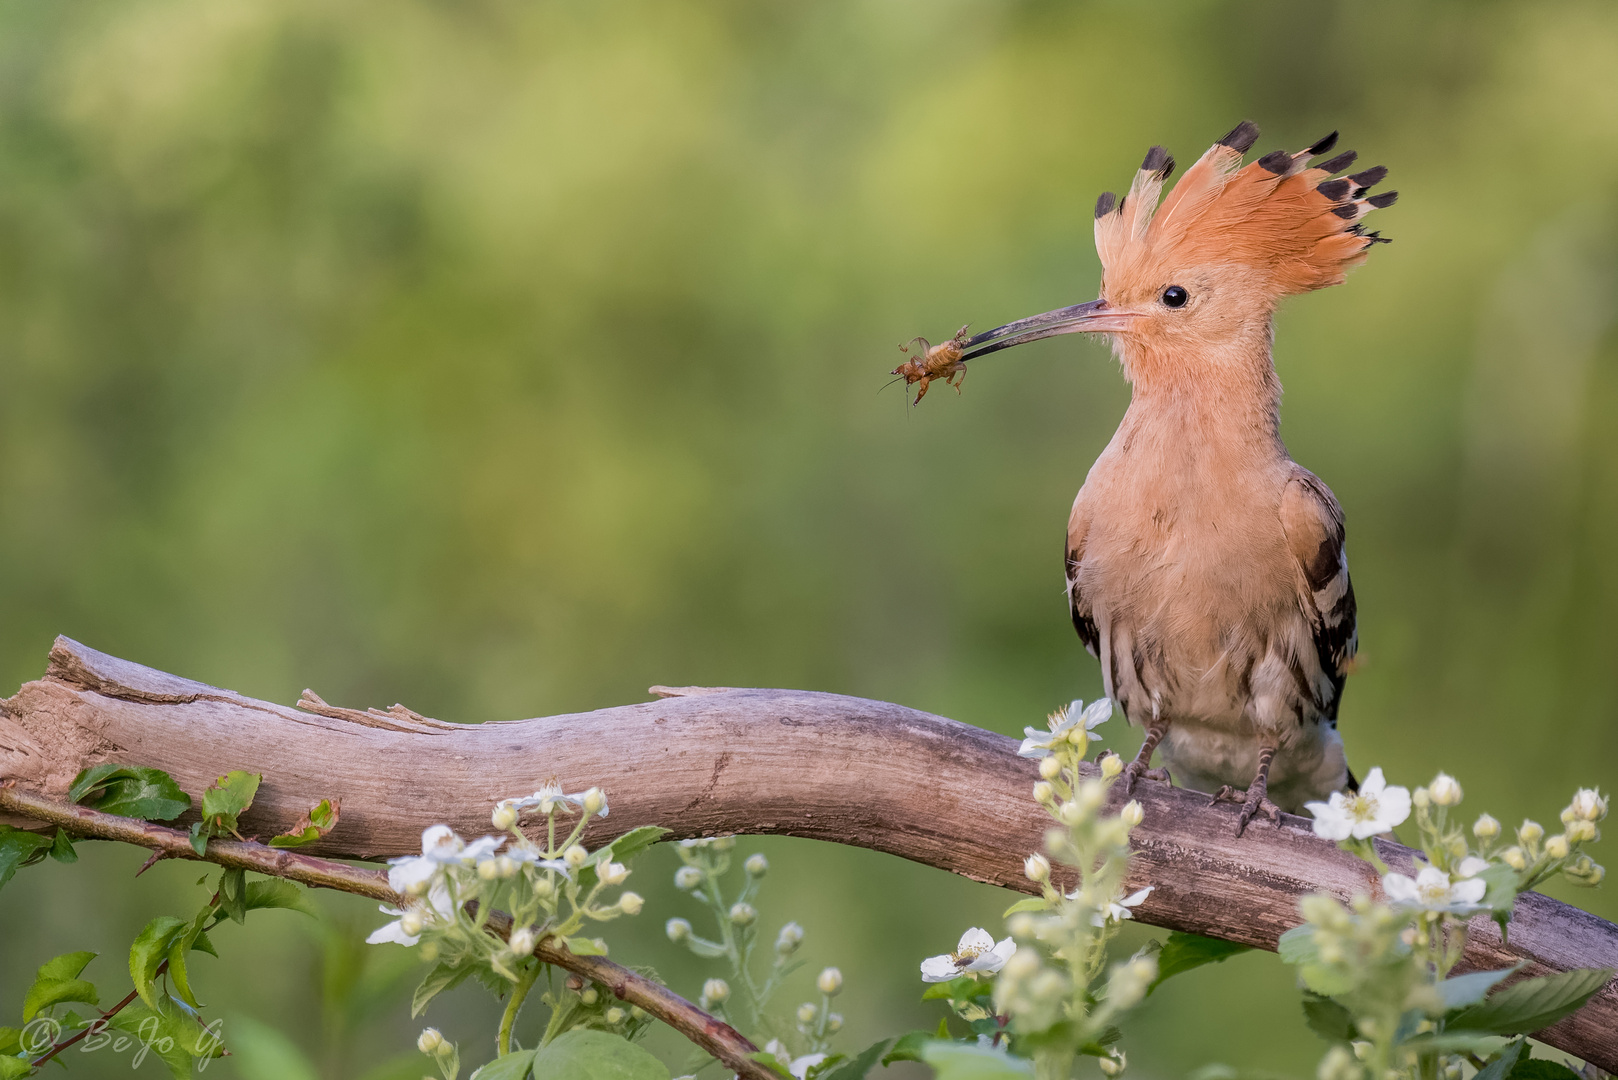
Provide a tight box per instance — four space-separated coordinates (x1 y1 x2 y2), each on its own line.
790 1053 827 1080
1360 767 1387 797
366 920 419 946
956 927 995 954
1381 872 1418 902
1119 887 1153 908
460 836 505 862
1081 698 1113 730
920 954 962 982
1452 878 1487 905
387 856 440 894
1457 856 1490 879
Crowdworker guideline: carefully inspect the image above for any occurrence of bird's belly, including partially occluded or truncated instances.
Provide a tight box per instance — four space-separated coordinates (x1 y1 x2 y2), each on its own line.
1158 720 1346 812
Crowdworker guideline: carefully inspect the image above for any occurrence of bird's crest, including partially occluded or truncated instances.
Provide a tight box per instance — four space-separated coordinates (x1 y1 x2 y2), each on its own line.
1093 121 1395 297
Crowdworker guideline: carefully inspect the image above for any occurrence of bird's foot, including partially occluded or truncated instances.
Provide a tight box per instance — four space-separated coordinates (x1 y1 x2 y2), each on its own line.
1122 761 1172 797
1208 785 1281 837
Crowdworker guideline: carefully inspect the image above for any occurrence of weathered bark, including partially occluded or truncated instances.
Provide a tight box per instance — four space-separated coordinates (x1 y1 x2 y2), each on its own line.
2 637 1616 1067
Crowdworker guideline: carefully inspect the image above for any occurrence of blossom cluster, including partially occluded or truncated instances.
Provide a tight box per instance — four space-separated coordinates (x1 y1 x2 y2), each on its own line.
368 782 641 979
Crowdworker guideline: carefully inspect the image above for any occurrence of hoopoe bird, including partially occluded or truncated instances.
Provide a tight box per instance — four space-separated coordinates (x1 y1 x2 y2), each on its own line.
956 122 1391 833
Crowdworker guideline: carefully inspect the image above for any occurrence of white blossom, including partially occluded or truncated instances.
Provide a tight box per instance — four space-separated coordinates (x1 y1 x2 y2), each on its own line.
367 880 454 946
1456 856 1490 878
1305 768 1411 841
920 928 1017 982
1382 866 1486 913
764 1040 827 1080
504 782 606 817
1089 886 1153 926
1019 699 1112 758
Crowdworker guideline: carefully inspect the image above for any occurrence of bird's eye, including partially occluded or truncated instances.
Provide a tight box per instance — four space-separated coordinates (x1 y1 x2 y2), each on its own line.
1161 286 1189 308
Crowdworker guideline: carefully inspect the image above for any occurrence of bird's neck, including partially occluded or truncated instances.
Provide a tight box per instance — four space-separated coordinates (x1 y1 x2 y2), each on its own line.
1114 322 1285 458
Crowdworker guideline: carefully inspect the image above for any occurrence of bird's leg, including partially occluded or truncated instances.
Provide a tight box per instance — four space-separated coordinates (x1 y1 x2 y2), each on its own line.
1209 743 1282 837
1122 723 1171 796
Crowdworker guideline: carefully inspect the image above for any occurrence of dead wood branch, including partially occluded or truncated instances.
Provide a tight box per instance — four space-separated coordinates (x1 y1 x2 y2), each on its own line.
3 636 1617 1066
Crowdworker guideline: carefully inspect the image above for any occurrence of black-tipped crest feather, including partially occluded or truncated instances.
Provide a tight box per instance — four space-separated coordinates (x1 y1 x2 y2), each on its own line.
1095 191 1117 219
1316 151 1357 175
1218 120 1261 153
1306 131 1339 156
1257 150 1292 175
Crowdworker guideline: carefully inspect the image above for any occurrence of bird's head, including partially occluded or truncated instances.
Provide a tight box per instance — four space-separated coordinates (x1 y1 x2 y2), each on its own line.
956 122 1394 378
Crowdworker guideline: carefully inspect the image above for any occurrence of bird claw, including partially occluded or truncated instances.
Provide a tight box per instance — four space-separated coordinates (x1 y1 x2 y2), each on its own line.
1208 785 1282 837
1122 762 1172 797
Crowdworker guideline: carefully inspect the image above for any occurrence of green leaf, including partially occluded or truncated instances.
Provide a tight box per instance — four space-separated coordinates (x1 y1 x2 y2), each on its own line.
200 771 261 835
919 1041 1034 1079
921 975 984 1002
601 825 669 865
0 826 54 891
1299 963 1355 997
1440 967 1522 1011
0 1056 34 1079
1473 1038 1526 1080
414 962 475 1017
129 916 187 1009
268 798 341 849
0 1026 20 1055
681 936 729 959
226 1014 321 1080
68 764 192 822
881 1031 936 1065
1508 1060 1585 1080
1002 897 1046 918
527 1028 670 1080
1448 967 1615 1035
1277 924 1318 965
1478 863 1520 913
470 1049 536 1080
49 828 77 863
750 1051 792 1078
189 821 209 856
245 878 318 916
564 936 608 956
1301 993 1353 1042
1148 932 1252 994
819 1037 891 1080
110 1000 224 1080
23 951 100 1022
219 867 247 924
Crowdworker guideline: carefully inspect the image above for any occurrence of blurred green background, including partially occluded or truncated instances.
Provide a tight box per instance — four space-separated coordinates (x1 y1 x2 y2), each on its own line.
2 0 1617 1075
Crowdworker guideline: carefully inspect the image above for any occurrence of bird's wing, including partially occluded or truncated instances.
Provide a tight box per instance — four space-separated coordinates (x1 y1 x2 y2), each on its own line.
1066 504 1101 657
1278 467 1358 723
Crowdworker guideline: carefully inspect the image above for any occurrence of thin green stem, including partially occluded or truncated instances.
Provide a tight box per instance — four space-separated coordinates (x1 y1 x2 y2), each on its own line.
498 961 543 1057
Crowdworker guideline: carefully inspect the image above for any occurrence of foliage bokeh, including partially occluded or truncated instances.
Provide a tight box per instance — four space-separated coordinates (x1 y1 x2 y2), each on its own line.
2 0 1617 1075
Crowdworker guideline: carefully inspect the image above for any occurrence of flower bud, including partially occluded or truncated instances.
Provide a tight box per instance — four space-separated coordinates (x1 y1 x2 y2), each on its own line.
674 866 704 891
797 1001 818 1024
1518 820 1544 845
564 844 588 867
666 917 692 942
1007 913 1037 939
1024 854 1051 882
1099 1052 1126 1077
581 788 607 816
1067 725 1090 748
478 859 500 881
1568 820 1599 844
1570 788 1609 822
600 862 630 886
1429 773 1462 806
581 987 599 1005
1038 755 1063 781
1546 835 1571 860
533 876 555 899
745 853 769 877
1572 854 1596 876
419 941 439 963
492 803 519 831
1502 846 1528 871
1589 865 1606 885
713 835 736 852
1412 788 1430 809
497 855 518 878
1317 1045 1358 1080
1100 753 1123 780
406 877 431 897
776 922 804 954
605 1007 625 1024
400 909 425 937
824 1013 843 1033
701 978 730 1005
817 967 843 996
1044 827 1068 856
509 927 536 955
618 891 644 915
1004 947 1040 980
1472 814 1501 840
729 902 757 926
1076 780 1106 812
1059 800 1086 826
417 1028 444 1055
1120 800 1144 828
1033 781 1054 803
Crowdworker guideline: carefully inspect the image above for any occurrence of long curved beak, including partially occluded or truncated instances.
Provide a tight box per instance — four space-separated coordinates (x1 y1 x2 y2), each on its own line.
958 299 1139 362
